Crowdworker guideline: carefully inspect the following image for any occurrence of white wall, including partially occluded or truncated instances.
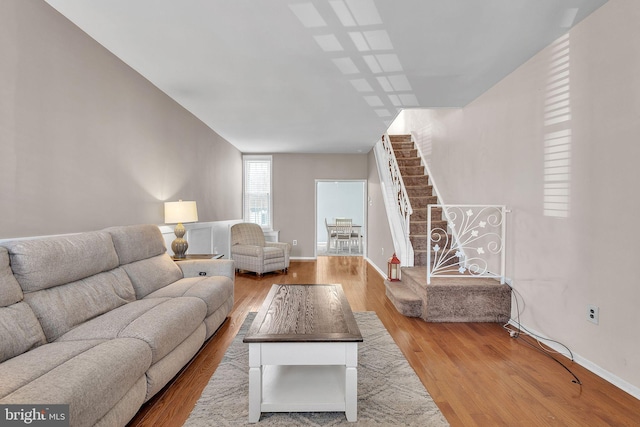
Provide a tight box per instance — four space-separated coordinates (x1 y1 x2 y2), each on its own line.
387 108 448 174
366 150 395 275
419 0 640 395
272 153 369 258
0 1 242 239
316 181 365 244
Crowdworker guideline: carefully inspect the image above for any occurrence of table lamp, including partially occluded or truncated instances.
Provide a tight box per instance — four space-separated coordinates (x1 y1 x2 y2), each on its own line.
164 200 198 258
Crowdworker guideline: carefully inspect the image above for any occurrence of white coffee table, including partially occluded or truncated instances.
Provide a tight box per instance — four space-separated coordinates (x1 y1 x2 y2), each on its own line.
243 284 363 423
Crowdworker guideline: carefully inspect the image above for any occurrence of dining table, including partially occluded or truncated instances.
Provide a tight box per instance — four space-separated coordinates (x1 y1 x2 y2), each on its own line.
325 224 362 252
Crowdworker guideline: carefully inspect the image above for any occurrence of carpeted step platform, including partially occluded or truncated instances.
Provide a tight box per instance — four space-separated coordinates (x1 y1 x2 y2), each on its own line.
388 267 511 323
384 280 422 317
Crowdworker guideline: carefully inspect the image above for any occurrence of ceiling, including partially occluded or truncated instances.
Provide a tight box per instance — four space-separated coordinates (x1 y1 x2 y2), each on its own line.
44 0 607 154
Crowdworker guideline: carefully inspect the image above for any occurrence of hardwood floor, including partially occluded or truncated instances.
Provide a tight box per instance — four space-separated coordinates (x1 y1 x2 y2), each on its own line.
128 257 640 427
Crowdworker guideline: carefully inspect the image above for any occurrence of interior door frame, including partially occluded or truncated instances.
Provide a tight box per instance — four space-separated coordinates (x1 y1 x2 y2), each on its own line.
314 179 367 258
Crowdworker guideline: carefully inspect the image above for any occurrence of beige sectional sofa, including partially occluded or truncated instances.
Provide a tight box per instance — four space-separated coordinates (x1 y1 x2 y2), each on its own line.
0 224 234 427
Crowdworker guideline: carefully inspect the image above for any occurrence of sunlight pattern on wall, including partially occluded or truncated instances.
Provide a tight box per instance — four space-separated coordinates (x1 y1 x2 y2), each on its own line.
543 33 572 218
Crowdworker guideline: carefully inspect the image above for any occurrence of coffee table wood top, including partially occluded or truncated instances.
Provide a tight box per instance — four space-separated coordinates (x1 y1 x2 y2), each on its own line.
243 284 363 343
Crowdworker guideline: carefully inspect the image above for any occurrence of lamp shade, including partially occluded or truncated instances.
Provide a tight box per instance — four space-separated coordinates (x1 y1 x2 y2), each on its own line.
164 200 198 224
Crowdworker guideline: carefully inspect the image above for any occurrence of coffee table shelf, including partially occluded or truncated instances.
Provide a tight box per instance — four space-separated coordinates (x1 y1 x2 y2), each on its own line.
261 365 347 412
244 284 362 423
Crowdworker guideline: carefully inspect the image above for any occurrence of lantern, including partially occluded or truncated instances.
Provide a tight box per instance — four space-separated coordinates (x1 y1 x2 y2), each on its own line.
387 253 401 281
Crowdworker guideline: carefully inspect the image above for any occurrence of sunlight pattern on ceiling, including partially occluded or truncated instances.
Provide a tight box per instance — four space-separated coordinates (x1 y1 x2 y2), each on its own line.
289 0 420 125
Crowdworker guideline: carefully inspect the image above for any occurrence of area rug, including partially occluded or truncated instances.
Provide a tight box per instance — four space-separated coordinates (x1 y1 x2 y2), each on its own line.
184 312 449 426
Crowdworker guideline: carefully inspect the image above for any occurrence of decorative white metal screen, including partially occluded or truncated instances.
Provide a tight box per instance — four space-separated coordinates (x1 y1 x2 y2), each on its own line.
427 205 507 284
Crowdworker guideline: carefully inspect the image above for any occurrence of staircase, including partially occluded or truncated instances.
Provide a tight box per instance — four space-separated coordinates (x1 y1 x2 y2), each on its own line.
389 134 442 267
384 135 511 322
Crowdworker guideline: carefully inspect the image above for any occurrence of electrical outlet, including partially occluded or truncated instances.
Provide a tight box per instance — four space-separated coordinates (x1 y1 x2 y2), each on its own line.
587 304 599 325
292 240 297 246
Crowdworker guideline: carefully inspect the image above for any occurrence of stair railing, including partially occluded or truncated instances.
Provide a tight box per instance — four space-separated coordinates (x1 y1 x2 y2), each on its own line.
427 204 508 284
373 134 414 266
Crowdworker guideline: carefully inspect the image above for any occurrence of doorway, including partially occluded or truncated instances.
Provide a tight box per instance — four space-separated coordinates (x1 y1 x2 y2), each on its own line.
315 180 366 257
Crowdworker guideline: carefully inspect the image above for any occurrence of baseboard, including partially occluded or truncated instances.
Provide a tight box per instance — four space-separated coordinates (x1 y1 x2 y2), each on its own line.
507 320 640 399
290 256 316 261
365 257 387 279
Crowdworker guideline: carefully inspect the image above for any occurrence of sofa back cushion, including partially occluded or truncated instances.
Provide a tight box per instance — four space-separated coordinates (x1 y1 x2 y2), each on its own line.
121 254 184 299
0 247 22 307
23 268 136 342
2 232 138 342
0 248 47 362
2 231 119 292
106 224 167 265
106 224 184 298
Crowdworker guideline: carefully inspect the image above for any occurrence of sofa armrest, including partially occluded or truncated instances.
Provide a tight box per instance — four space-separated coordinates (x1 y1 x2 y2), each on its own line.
177 259 235 282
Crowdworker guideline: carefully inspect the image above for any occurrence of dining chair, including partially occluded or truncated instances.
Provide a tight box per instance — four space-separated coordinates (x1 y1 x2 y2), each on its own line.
334 218 353 253
325 218 337 252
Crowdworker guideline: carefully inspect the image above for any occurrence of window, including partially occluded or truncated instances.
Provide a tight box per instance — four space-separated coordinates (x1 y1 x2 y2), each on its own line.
243 155 272 230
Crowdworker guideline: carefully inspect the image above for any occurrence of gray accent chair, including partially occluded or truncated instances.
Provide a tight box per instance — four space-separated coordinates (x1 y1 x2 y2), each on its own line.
230 223 290 276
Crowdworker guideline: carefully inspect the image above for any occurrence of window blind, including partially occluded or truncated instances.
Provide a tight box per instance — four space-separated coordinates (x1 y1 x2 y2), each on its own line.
243 155 272 229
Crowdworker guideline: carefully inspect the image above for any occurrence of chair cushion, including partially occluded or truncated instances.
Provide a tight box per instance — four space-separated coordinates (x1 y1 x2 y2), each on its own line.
230 245 283 260
231 223 266 247
263 247 284 260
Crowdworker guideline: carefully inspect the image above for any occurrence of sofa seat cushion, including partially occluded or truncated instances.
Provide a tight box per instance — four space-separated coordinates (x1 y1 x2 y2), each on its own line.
144 323 206 401
57 297 207 363
145 276 234 317
0 338 151 427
